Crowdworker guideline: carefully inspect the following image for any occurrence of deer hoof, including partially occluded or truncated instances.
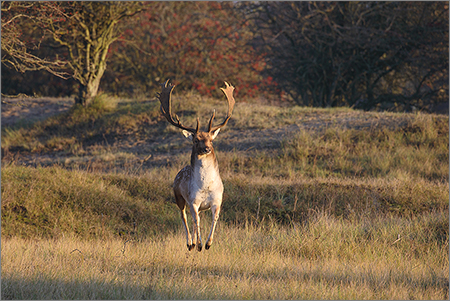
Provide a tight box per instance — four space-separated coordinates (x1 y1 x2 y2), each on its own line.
205 244 211 250
197 244 202 252
187 244 195 251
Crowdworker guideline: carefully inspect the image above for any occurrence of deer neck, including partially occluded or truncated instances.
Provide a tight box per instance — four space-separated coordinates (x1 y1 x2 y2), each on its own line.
190 149 220 184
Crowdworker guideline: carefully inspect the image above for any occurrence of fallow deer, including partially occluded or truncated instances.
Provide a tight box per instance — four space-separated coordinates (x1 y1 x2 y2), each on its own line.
157 79 235 251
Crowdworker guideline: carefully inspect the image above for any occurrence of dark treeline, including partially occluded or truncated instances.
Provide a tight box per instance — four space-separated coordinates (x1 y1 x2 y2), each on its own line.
2 1 448 112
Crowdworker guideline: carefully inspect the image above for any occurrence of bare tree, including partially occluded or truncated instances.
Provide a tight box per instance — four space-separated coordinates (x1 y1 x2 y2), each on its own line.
244 2 448 111
1 2 69 79
1 1 145 106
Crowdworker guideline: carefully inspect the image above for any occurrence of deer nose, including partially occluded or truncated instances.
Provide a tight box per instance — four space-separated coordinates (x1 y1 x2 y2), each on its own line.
198 146 211 155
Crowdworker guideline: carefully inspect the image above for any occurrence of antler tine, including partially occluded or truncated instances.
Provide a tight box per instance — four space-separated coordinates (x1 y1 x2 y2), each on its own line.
207 109 216 132
209 81 235 133
157 79 198 133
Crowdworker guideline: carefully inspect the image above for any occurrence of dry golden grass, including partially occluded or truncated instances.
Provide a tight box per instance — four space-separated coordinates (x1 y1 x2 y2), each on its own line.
2 212 448 299
1 95 448 299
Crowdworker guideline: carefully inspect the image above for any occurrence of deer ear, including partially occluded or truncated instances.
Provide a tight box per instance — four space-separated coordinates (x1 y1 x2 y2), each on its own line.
182 130 193 141
211 128 220 140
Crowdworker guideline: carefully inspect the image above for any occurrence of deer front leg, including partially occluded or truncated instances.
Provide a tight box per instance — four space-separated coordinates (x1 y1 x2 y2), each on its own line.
175 191 194 251
190 205 203 251
205 205 221 250
180 208 194 251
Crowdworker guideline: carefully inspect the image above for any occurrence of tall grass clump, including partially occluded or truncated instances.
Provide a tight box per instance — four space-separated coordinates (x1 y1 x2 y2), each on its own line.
3 164 448 239
222 175 448 226
1 165 181 239
279 113 448 181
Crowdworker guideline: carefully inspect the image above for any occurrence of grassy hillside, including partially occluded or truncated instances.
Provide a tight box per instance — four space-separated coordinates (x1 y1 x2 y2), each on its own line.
1 94 449 299
1 94 448 238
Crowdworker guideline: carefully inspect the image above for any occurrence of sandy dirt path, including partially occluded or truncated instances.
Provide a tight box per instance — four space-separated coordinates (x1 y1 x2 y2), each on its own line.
1 97 74 128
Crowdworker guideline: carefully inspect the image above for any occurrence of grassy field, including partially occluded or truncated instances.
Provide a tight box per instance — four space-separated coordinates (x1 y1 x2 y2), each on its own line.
2 215 448 300
1 93 449 299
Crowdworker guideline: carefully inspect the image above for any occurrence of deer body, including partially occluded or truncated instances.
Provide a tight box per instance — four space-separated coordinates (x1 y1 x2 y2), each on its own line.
174 145 223 251
157 80 235 251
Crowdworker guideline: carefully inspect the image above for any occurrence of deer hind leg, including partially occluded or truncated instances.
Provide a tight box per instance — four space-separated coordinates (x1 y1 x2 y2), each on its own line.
205 205 221 250
175 191 194 251
189 205 202 251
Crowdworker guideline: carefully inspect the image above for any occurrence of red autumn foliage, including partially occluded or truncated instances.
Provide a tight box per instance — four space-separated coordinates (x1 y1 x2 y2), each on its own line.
103 2 272 99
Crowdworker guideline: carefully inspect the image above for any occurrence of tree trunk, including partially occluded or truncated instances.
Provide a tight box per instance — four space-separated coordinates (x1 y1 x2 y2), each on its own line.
76 81 97 107
75 65 106 107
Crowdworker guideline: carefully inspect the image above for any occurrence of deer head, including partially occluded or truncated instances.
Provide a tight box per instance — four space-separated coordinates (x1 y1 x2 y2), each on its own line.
157 79 235 157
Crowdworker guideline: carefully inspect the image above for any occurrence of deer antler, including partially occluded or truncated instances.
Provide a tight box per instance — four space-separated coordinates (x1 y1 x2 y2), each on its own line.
157 79 199 134
208 81 235 133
